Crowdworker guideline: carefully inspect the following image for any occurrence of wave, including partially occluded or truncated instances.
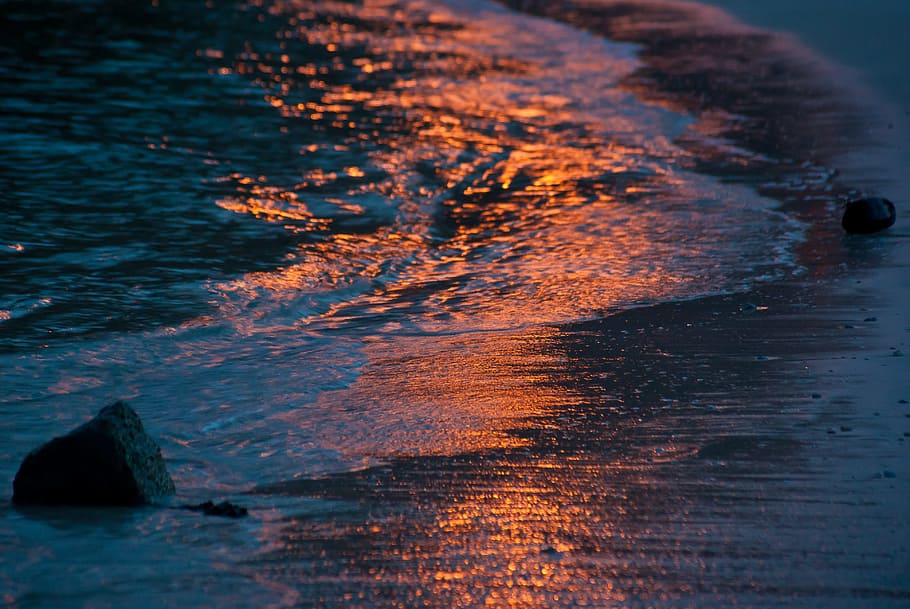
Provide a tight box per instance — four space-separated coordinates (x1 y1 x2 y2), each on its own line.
1 0 870 354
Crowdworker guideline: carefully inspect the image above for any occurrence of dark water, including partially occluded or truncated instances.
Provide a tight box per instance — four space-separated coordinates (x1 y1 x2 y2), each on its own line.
2 0 907 607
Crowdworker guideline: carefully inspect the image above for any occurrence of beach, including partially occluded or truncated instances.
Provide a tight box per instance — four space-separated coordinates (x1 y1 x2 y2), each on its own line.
248 3 910 604
1 0 908 606
700 1 910 594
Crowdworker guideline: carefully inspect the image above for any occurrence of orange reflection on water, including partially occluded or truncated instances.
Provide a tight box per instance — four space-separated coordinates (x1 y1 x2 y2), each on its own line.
275 327 569 458
212 0 717 335
423 459 631 607
206 0 733 461
217 3 741 605
216 190 321 226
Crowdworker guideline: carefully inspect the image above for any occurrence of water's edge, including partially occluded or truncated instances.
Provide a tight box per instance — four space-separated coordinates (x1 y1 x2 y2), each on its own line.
2 1 908 607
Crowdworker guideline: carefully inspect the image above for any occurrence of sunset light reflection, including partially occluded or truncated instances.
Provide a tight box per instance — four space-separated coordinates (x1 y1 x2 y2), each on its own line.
208 0 751 341
196 0 795 481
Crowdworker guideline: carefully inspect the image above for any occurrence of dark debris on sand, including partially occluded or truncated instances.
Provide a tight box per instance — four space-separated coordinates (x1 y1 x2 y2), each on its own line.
183 500 249 518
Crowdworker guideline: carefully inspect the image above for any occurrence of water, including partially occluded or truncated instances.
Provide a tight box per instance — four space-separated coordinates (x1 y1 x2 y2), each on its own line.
2 0 906 607
0 0 802 474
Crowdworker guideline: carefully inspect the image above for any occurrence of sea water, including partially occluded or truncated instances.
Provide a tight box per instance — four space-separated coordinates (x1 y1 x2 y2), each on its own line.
0 0 898 607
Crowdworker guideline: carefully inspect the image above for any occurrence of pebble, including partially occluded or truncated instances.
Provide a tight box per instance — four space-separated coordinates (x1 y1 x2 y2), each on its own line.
841 197 896 233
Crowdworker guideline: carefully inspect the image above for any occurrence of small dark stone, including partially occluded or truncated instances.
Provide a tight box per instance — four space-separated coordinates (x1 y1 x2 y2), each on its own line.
864 317 877 322
811 393 822 399
841 197 896 234
13 401 175 506
840 426 853 432
184 500 248 518
898 399 909 404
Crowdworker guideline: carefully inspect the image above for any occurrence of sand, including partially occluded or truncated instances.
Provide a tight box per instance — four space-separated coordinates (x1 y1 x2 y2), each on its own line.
706 0 910 578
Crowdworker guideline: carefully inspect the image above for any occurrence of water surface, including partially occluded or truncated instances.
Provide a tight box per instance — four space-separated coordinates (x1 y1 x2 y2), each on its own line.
2 0 906 607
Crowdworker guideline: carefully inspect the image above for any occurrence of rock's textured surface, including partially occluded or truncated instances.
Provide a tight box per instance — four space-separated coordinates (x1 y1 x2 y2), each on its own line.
842 197 896 234
12 401 175 505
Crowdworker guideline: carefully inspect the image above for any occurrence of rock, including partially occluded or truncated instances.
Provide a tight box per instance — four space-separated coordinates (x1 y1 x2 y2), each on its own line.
183 500 248 518
12 401 175 506
841 197 896 234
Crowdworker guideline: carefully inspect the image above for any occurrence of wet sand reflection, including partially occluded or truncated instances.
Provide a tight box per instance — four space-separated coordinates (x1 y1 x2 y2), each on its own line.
252 286 893 607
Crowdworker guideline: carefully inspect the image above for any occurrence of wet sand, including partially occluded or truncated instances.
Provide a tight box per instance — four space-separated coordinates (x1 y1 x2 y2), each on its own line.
245 2 910 606
687 1 910 599
251 278 909 607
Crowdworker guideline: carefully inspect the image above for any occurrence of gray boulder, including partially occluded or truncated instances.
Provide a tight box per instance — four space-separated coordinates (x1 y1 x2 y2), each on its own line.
12 401 175 505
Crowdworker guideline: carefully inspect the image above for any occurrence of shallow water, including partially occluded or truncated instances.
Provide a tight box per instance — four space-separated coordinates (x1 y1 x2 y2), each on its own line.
0 0 807 480
1 0 906 607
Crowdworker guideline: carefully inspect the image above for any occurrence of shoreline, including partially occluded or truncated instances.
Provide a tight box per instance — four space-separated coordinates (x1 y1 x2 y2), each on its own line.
251 277 909 605
248 1 910 604
700 0 910 591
